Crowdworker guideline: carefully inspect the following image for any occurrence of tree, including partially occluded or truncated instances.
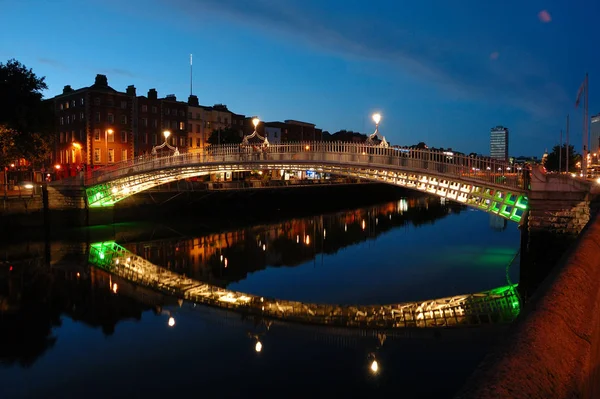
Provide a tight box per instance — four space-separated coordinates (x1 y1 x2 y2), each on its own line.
207 127 242 145
544 144 580 172
0 59 54 167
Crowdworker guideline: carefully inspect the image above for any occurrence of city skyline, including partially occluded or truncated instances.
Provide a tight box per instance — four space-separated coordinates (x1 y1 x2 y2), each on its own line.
2 0 598 157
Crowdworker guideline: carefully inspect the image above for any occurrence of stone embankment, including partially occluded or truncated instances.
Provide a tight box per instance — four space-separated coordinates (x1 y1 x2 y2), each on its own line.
456 211 600 399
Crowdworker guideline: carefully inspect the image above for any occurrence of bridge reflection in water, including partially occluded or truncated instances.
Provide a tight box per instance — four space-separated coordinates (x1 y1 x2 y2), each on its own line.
89 241 521 329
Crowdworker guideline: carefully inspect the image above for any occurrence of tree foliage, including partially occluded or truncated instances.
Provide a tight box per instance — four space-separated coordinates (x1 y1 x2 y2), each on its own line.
0 59 54 167
207 127 242 145
544 144 580 172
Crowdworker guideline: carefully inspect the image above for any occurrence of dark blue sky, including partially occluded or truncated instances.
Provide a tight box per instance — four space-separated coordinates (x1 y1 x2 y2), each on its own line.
2 0 598 156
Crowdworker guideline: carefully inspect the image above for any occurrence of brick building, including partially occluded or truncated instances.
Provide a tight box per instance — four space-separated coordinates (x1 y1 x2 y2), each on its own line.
52 74 135 174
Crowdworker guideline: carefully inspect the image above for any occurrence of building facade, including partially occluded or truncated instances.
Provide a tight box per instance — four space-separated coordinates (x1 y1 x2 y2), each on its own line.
52 74 135 173
490 126 509 162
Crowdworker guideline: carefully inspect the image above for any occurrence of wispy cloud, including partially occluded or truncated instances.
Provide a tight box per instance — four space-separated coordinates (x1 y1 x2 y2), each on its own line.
100 68 136 78
38 57 68 70
168 0 566 119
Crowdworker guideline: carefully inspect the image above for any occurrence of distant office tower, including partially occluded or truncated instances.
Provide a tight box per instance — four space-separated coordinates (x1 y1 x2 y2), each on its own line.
591 113 600 155
490 126 509 162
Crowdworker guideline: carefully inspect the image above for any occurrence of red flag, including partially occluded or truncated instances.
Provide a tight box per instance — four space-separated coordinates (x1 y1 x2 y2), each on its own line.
575 79 585 108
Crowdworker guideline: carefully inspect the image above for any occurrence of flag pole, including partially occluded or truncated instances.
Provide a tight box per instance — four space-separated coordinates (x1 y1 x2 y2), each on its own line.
559 129 563 173
585 73 589 177
566 114 570 173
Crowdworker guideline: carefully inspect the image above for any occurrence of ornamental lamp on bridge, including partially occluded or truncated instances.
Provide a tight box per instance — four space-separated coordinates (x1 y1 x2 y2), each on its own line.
367 112 389 148
242 117 269 148
151 129 179 156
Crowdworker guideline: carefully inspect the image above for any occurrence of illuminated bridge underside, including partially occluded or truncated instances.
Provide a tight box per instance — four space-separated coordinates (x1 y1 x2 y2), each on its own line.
89 241 521 329
86 158 527 223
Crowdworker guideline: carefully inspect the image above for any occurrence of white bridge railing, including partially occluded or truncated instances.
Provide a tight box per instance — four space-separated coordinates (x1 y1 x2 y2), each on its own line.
85 141 526 191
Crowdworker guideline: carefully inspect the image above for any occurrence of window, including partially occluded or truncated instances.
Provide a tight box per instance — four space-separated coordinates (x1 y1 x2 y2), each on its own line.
141 118 148 127
60 117 64 125
60 103 64 110
72 114 76 121
121 149 127 162
66 115 70 124
188 112 192 119
60 132 64 143
108 148 114 163
274 131 278 138
224 118 229 125
71 131 75 141
188 123 193 131
121 101 127 109
65 102 69 109
121 131 127 143
171 121 177 129
95 112 101 122
195 112 200 119
152 119 158 128
151 106 157 114
94 148 101 162
179 110 185 117
179 121 185 130
94 97 100 106
195 124 200 133
107 98 114 106
141 104 148 112
196 138 200 147
80 98 84 106
120 115 127 124
71 100 76 108
80 112 84 120
143 133 148 144
94 129 101 141
165 108 170 115
107 113 114 123
80 130 84 141
180 137 185 147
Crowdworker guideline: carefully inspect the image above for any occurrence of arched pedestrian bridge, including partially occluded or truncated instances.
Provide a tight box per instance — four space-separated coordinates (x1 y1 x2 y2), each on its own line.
84 142 529 223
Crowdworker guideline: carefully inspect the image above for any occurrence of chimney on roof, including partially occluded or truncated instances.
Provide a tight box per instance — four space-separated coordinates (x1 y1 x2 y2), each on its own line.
188 95 199 107
126 85 136 96
63 85 73 94
148 88 158 100
165 94 177 101
94 74 108 86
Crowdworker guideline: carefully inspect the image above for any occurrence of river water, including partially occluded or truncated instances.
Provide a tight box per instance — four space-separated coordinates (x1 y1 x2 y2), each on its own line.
0 190 522 398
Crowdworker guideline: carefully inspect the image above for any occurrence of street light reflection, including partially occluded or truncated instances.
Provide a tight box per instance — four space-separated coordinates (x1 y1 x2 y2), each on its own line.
370 360 379 373
168 316 175 327
255 340 262 353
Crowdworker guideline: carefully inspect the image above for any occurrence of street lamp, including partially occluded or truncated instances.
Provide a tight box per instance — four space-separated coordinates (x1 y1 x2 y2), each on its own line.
105 128 113 166
252 117 259 132
372 113 381 133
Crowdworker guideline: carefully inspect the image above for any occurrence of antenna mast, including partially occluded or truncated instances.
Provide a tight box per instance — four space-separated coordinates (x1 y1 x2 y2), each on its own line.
190 54 193 96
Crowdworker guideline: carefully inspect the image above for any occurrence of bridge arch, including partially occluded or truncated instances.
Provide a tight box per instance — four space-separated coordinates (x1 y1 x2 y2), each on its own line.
84 142 528 223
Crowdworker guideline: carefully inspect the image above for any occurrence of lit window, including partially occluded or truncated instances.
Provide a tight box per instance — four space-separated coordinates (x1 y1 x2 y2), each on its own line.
108 148 114 163
94 148 101 162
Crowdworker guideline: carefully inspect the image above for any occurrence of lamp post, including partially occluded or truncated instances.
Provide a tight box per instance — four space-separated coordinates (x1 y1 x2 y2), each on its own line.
163 129 171 144
105 128 113 166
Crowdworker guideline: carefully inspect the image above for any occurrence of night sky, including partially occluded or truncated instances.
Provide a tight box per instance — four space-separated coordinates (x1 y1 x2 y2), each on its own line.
1 0 598 156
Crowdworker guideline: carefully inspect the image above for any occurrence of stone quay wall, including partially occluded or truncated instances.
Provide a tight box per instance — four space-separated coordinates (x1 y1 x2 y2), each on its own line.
456 211 600 399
